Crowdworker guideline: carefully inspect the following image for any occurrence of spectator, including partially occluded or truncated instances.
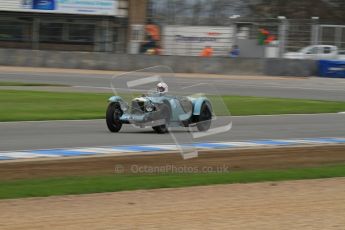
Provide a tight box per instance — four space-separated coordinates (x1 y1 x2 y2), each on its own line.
230 45 240 57
145 20 160 42
200 46 213 57
140 19 161 55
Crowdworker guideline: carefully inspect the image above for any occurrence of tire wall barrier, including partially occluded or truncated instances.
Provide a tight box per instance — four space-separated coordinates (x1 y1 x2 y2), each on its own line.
0 48 318 77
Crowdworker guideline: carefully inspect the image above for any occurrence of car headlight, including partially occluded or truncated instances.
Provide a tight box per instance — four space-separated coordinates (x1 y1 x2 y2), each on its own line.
120 102 129 112
145 103 155 112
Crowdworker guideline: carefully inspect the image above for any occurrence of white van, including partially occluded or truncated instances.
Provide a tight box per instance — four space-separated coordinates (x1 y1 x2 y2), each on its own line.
284 45 345 60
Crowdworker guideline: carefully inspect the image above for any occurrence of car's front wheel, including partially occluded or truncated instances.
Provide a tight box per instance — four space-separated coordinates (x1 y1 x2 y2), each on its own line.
106 103 123 132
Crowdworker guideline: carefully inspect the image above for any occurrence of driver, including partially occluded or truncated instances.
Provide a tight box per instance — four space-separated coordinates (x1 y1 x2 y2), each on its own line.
156 82 168 94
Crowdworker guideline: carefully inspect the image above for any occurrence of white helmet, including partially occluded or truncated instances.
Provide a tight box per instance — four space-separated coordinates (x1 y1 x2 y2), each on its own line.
156 82 168 93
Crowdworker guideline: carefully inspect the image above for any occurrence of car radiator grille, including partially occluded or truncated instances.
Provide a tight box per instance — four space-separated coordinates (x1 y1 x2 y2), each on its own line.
131 101 145 114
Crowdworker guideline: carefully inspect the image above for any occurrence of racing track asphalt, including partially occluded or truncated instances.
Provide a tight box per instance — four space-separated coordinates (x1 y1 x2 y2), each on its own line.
0 114 344 152
1 67 344 152
0 67 345 101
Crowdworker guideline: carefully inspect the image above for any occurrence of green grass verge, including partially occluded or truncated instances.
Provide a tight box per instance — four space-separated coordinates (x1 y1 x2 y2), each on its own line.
222 95 345 115
0 82 67 87
1 90 345 121
1 164 345 199
0 90 106 121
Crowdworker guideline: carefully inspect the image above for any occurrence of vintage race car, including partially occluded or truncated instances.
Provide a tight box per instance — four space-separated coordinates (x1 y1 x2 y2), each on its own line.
106 92 212 133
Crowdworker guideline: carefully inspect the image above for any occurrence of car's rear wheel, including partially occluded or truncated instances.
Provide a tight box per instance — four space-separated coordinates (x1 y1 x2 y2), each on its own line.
196 103 212 131
106 103 123 132
152 104 170 134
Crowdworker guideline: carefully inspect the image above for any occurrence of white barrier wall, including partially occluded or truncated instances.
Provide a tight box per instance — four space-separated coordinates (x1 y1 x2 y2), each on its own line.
162 26 234 56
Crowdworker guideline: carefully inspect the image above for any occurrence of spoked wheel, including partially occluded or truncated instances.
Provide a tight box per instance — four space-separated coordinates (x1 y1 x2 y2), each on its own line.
196 103 212 131
106 103 123 132
152 104 170 134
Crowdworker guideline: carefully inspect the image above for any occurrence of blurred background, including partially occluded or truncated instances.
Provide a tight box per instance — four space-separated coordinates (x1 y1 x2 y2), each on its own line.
0 0 344 58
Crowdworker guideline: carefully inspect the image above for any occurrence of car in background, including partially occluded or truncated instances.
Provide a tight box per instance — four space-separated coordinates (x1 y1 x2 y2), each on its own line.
284 45 345 60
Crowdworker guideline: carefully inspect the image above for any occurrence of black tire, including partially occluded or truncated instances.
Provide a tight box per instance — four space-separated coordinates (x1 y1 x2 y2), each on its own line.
106 103 123 133
152 104 170 134
196 103 212 131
